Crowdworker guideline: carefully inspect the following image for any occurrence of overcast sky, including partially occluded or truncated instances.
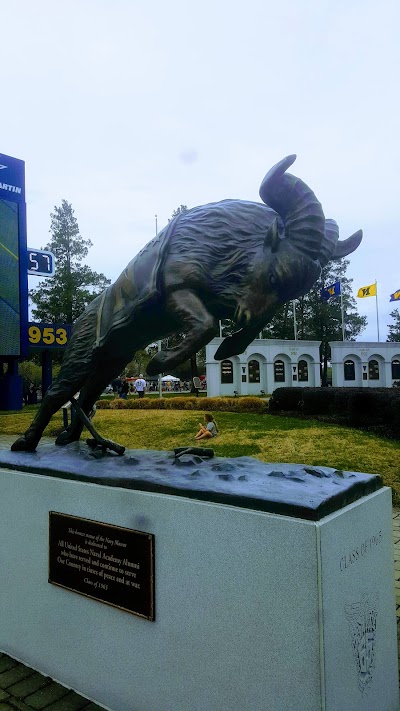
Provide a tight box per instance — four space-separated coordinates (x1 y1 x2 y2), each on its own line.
1 0 399 341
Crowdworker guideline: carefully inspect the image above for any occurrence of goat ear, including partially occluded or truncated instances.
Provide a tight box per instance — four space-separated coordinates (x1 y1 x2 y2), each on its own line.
264 219 280 253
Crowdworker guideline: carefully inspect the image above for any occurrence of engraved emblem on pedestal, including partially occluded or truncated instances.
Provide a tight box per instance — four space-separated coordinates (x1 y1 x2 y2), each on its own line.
345 593 378 694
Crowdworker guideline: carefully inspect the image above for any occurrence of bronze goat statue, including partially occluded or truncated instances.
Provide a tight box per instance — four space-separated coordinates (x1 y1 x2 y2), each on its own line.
12 155 362 454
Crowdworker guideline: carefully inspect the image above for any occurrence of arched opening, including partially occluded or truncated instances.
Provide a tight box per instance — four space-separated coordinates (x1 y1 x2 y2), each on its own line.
221 360 233 384
274 360 285 383
392 360 400 380
368 359 379 380
298 359 309 382
344 359 355 381
248 359 260 383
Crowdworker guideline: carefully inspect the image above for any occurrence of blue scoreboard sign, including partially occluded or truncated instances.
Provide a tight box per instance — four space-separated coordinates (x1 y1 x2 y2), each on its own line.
28 322 71 349
27 248 56 276
0 153 28 357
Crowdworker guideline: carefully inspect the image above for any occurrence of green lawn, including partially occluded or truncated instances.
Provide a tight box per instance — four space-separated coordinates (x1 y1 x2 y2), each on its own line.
2 406 400 502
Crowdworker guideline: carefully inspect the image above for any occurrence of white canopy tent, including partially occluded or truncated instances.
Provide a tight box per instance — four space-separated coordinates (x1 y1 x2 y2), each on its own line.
161 375 180 382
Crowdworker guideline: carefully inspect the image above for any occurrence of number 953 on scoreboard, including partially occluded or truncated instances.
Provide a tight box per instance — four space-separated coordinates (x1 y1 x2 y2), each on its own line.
28 322 71 349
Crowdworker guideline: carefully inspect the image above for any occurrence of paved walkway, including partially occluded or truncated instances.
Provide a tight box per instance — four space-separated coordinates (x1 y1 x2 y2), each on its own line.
0 655 104 711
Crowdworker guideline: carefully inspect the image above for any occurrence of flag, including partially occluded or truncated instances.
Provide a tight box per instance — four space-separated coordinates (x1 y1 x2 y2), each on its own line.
357 283 377 298
390 289 400 302
321 281 341 302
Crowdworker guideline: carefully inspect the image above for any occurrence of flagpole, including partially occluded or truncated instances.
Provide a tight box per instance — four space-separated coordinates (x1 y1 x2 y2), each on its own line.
292 300 297 340
375 280 380 342
340 281 345 341
157 340 163 398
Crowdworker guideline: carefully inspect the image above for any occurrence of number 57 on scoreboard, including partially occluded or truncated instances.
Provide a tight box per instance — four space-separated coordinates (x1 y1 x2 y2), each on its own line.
27 248 55 276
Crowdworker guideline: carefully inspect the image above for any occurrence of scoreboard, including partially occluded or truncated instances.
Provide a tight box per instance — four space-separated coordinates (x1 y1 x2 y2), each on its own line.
28 322 71 349
27 248 55 276
0 153 28 357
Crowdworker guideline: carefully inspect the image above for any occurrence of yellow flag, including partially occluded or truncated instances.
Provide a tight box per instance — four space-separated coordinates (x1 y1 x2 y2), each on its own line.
357 283 377 298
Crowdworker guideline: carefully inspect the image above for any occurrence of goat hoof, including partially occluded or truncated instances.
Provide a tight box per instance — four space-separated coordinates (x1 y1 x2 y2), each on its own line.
55 430 79 446
11 436 37 452
146 350 168 376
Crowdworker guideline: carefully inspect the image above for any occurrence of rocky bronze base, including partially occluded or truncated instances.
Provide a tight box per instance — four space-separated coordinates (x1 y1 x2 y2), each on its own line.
0 441 382 521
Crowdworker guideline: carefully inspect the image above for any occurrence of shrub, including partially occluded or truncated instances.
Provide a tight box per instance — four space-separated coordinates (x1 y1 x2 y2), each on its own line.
233 397 267 413
301 388 336 416
387 396 400 436
268 388 303 412
222 397 245 412
124 397 166 409
332 388 362 416
198 397 222 411
94 395 267 414
125 398 149 409
96 400 111 409
184 398 198 409
165 397 196 410
380 392 400 424
150 398 168 409
109 398 128 409
347 390 388 427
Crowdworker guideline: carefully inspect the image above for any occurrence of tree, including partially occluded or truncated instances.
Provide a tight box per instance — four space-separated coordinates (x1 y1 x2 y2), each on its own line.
387 309 400 342
262 260 366 342
29 200 110 323
169 205 188 221
124 349 152 377
18 360 42 389
261 259 367 385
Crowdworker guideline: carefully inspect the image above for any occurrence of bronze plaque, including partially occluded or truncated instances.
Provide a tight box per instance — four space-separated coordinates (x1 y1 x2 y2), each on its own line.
49 512 155 620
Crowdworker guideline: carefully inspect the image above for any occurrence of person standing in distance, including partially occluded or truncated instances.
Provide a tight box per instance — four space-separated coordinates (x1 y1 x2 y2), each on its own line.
119 378 129 400
135 374 147 398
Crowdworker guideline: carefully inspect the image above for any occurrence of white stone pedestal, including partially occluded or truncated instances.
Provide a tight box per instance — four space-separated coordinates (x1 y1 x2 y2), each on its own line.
0 467 398 711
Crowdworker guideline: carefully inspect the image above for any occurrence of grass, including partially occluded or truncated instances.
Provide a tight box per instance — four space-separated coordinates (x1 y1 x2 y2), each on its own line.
2 405 400 501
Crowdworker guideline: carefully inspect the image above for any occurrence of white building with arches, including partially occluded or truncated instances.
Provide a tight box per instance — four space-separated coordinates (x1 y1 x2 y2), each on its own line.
206 338 321 396
205 338 400 395
330 341 400 388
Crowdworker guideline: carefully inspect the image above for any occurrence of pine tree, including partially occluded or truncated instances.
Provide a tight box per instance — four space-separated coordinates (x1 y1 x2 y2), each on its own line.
262 259 366 342
30 200 110 323
169 205 188 221
387 309 400 342
260 259 366 385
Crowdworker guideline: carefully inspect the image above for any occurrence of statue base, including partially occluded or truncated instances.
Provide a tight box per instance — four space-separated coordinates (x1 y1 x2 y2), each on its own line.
0 447 398 710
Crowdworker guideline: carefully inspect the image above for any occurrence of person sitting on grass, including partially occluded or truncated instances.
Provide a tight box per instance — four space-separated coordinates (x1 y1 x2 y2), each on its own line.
195 413 219 440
